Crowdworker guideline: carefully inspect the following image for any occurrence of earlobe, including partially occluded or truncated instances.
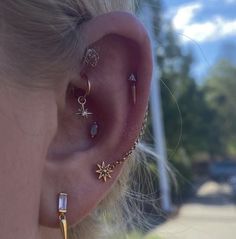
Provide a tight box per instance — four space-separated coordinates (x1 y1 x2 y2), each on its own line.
39 11 152 229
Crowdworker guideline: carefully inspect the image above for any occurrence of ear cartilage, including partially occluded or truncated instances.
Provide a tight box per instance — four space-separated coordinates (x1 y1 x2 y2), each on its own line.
58 193 68 239
90 122 99 138
83 48 99 67
128 74 137 105
95 108 149 183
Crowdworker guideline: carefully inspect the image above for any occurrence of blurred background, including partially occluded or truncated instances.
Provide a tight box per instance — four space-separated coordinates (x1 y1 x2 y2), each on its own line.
125 0 236 238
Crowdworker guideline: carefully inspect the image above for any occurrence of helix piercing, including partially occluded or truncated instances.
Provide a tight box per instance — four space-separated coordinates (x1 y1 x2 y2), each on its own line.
83 48 99 67
58 193 68 239
128 74 137 105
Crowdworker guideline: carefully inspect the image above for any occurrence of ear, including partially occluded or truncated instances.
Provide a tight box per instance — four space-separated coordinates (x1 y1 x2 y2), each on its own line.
39 12 152 228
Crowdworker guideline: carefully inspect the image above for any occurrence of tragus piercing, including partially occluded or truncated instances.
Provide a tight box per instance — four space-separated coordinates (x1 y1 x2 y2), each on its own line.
58 193 68 239
83 48 99 67
75 75 93 118
128 74 137 105
96 108 148 182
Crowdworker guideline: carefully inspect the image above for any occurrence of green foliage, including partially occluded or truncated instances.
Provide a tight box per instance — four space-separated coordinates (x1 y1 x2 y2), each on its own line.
169 148 193 201
139 0 233 209
204 60 236 156
157 23 222 157
144 4 226 202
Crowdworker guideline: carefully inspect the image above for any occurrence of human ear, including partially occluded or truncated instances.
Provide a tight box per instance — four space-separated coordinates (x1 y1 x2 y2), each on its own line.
39 11 152 228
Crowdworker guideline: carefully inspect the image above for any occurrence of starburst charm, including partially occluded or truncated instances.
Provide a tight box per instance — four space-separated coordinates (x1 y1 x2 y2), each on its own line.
76 108 93 118
96 161 113 182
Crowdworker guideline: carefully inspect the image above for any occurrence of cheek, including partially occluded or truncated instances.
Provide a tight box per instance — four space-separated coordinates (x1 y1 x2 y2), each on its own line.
0 88 57 222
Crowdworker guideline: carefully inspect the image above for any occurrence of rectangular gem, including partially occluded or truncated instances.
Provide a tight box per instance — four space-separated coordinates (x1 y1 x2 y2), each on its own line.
58 193 68 213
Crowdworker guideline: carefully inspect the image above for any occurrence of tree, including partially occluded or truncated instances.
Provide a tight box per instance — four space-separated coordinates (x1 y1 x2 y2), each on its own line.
157 23 221 156
204 60 236 156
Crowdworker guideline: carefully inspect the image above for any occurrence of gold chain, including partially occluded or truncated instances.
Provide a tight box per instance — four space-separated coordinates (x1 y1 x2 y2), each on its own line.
109 108 148 170
96 107 149 182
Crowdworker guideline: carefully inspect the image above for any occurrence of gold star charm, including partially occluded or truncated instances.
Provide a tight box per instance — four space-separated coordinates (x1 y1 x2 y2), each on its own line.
96 161 113 182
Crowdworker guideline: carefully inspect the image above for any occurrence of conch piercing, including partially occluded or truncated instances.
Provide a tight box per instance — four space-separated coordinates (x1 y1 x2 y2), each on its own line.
83 48 99 67
75 75 93 118
128 74 137 105
96 109 148 182
90 122 99 138
58 193 68 239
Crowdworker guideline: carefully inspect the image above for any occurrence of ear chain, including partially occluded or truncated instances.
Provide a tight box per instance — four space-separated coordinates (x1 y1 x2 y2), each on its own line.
96 108 148 182
77 48 147 182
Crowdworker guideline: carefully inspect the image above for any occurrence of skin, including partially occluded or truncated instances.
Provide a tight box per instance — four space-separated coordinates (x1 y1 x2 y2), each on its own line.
0 12 152 239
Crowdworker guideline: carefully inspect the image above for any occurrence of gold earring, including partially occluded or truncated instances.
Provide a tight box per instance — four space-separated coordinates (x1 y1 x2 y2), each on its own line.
75 75 93 118
83 48 99 67
96 108 148 182
58 193 68 239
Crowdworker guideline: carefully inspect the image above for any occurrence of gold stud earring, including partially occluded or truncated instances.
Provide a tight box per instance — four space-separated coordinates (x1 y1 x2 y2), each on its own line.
96 108 148 182
83 48 99 67
75 75 93 118
58 193 68 239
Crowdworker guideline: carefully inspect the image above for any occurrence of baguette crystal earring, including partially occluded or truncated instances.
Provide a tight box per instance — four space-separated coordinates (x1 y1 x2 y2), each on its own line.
96 109 148 182
75 75 93 118
58 193 68 239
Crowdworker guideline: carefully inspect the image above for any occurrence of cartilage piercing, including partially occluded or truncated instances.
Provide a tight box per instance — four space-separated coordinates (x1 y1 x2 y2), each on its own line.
128 74 137 105
83 48 99 67
75 75 93 119
90 122 99 138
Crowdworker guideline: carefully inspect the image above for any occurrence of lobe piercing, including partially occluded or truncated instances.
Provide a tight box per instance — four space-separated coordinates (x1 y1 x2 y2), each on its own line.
128 74 137 105
58 193 68 239
83 48 99 67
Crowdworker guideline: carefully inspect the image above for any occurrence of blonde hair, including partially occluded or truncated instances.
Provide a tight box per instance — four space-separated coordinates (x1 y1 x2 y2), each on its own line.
0 1 158 239
0 0 134 88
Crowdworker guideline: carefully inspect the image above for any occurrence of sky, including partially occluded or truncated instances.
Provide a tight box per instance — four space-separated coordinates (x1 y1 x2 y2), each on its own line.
163 0 236 84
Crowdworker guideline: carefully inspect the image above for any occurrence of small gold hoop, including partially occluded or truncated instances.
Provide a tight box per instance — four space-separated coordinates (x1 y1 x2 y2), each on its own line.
85 78 91 97
80 74 91 97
